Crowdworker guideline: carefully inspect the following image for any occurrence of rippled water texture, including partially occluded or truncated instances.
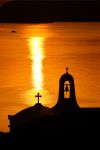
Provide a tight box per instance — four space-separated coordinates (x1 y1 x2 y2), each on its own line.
0 22 100 131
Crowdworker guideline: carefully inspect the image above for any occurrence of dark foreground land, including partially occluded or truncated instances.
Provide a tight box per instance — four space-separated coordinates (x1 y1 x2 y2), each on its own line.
0 108 100 147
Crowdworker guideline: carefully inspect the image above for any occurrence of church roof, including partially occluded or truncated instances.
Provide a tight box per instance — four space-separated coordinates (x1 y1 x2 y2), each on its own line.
8 103 55 126
60 72 74 81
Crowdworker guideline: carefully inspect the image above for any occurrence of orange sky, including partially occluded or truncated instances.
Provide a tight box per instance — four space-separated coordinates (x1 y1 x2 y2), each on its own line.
0 0 12 6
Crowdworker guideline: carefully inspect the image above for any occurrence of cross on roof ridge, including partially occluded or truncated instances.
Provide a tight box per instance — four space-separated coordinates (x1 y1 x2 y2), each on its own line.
35 93 42 104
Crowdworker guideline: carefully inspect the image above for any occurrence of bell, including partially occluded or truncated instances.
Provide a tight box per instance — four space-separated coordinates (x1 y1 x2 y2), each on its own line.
65 85 69 91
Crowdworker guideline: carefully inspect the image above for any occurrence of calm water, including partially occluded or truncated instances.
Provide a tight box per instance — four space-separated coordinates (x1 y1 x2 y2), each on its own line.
0 22 100 132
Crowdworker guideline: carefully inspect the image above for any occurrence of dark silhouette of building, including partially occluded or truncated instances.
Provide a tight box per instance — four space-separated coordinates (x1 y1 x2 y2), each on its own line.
7 68 81 140
52 68 79 113
7 69 79 138
7 69 100 141
8 102 58 138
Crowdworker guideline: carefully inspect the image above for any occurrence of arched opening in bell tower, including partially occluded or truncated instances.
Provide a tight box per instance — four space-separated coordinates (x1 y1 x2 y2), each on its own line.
64 81 70 99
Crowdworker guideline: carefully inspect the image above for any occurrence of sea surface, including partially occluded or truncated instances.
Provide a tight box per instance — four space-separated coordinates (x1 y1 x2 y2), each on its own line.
0 22 100 132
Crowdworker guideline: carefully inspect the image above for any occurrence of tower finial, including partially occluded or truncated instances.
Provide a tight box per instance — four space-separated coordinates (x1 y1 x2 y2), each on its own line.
66 67 68 73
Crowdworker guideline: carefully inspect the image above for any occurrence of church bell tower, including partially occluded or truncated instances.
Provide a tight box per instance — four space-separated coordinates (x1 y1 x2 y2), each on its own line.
53 68 79 113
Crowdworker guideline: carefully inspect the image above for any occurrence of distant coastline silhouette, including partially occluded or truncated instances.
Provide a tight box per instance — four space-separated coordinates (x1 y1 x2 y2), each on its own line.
0 1 100 23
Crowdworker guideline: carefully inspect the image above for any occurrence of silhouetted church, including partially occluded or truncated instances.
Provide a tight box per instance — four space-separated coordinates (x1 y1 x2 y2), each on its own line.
8 68 79 137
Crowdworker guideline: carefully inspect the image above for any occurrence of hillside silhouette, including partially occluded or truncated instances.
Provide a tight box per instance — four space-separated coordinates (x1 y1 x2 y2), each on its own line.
0 1 100 22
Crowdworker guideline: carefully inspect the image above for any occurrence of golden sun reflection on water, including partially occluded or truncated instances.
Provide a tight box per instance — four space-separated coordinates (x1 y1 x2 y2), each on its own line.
25 37 47 105
29 37 45 91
